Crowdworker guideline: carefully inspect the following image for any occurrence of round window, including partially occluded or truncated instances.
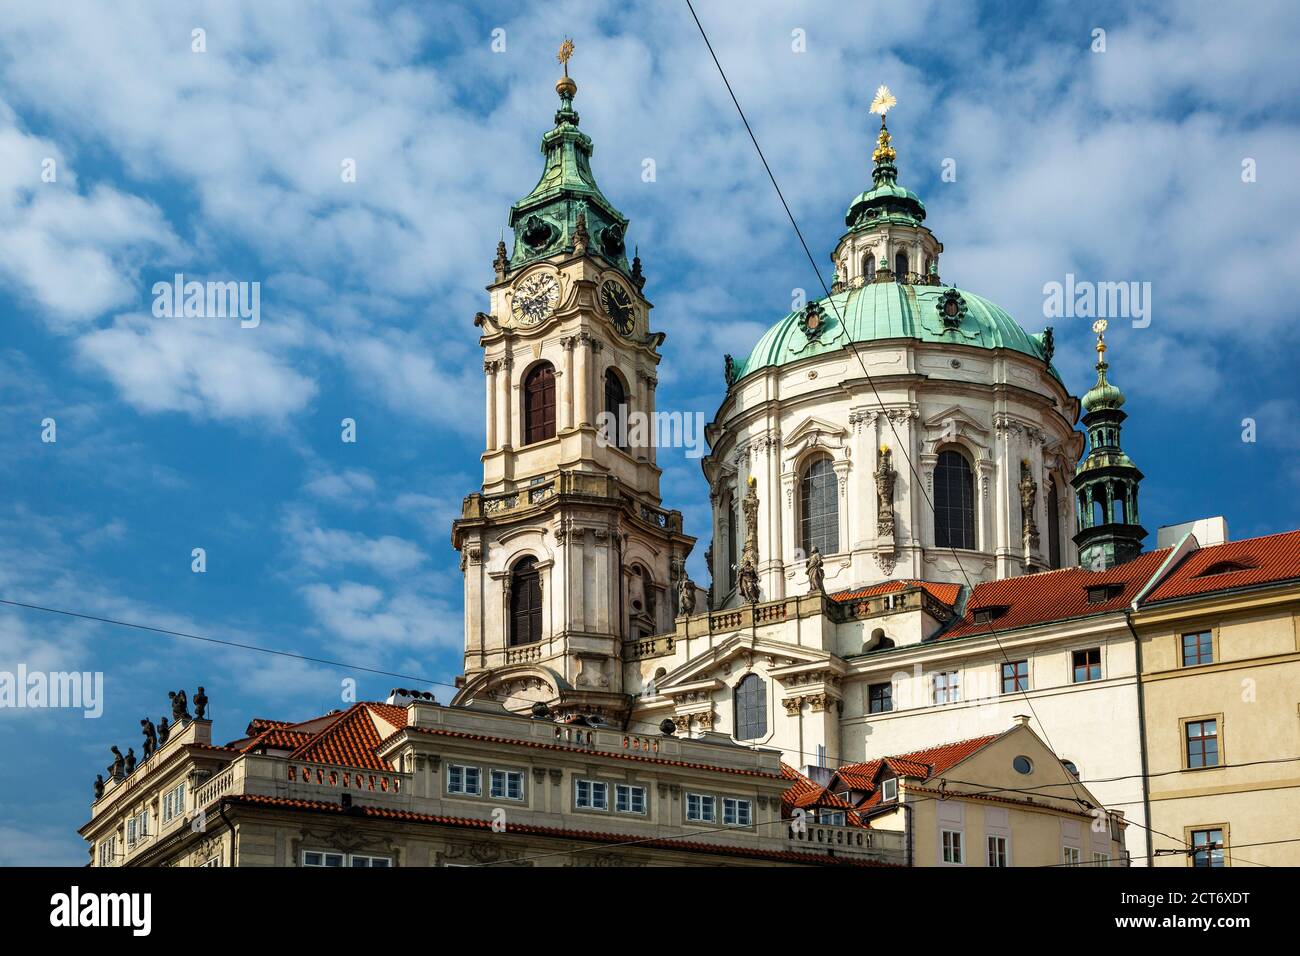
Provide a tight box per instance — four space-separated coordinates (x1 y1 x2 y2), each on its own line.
1013 756 1033 775
1063 760 1079 777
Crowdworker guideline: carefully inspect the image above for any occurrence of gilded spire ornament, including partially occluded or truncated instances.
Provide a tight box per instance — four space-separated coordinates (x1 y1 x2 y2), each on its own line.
556 38 576 98
870 84 897 164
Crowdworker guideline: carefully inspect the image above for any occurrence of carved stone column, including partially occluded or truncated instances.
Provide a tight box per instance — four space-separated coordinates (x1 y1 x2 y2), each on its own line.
574 333 591 428
561 336 576 431
484 360 499 451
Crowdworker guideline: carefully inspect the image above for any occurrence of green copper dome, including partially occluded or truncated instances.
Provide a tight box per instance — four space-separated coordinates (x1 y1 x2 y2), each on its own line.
730 283 1058 382
1081 360 1126 412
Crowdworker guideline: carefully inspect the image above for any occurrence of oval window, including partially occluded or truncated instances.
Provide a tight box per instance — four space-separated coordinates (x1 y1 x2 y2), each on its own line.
1063 760 1079 777
1013 756 1033 775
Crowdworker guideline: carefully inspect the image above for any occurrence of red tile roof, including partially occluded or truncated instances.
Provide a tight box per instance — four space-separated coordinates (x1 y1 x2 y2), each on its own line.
831 734 1000 809
1143 530 1300 604
830 579 962 607
940 549 1172 639
219 793 892 867
288 702 408 772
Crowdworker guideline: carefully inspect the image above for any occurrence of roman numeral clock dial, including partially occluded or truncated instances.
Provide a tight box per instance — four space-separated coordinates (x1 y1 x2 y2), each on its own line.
600 279 635 336
511 272 560 326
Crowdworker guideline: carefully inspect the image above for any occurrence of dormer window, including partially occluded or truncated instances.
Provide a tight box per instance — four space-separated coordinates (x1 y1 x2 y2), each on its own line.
881 777 898 802
971 605 1009 625
1086 583 1123 604
1197 559 1255 577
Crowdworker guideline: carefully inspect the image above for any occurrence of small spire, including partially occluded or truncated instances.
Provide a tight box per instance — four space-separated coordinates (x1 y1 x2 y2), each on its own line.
631 245 645 290
554 37 578 125
869 84 898 179
1082 319 1125 411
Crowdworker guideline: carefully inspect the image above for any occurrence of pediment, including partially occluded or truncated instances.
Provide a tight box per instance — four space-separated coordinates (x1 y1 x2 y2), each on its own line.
785 415 848 446
923 406 989 437
656 634 834 694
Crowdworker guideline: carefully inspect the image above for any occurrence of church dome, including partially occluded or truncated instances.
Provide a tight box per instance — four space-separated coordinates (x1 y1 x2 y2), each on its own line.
732 282 1056 382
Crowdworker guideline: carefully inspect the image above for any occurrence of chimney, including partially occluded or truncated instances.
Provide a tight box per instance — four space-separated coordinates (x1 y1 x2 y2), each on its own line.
1013 714 1031 727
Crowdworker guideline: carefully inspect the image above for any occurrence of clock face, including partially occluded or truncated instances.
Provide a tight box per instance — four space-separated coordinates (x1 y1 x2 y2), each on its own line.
511 272 560 326
600 279 635 336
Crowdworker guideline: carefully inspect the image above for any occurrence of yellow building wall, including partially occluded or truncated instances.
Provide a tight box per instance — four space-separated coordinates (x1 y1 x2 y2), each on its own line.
1139 596 1300 866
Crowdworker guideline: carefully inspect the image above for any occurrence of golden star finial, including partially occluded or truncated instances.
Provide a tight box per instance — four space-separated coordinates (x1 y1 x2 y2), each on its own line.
870 84 897 118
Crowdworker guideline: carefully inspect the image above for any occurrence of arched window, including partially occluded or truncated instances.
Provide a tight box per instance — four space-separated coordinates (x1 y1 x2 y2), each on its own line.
863 253 875 281
1112 483 1127 524
1047 479 1061 568
726 493 738 591
1092 496 1105 527
604 368 628 451
735 674 767 740
934 449 975 549
523 363 556 444
799 456 839 556
894 250 909 282
924 255 933 278
509 557 543 646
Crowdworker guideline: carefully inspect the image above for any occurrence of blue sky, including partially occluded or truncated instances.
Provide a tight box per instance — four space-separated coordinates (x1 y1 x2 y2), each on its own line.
1 0 1298 864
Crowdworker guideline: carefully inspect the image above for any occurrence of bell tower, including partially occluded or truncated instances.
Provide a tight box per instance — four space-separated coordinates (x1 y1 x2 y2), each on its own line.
452 42 694 721
1072 320 1146 570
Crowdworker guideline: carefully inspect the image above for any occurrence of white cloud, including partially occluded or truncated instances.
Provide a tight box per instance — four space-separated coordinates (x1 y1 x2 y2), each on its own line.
300 580 461 651
75 311 317 424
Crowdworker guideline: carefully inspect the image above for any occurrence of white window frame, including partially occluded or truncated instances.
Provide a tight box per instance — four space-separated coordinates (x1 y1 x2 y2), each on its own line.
302 850 346 867
349 854 391 868
574 778 609 811
941 828 964 864
162 782 186 824
615 783 647 815
447 763 481 796
881 777 898 802
820 810 846 826
1092 851 1109 868
933 670 961 705
98 836 118 866
198 856 221 867
1062 846 1082 866
686 792 716 823
722 797 752 827
489 768 524 801
987 835 1009 867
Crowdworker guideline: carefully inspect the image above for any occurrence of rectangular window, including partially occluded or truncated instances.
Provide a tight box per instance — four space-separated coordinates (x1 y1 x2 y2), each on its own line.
98 836 117 866
615 784 647 815
1062 846 1082 866
1092 852 1109 867
1191 828 1225 867
686 792 716 823
881 777 898 802
350 854 391 868
1072 648 1102 683
1181 631 1213 667
447 764 481 796
1185 719 1220 769
162 783 186 823
722 797 752 827
868 682 893 714
820 810 846 826
302 850 345 867
987 835 1008 868
198 857 221 867
1001 660 1030 694
489 769 524 801
127 816 137 848
933 670 961 705
941 829 963 864
575 779 608 810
